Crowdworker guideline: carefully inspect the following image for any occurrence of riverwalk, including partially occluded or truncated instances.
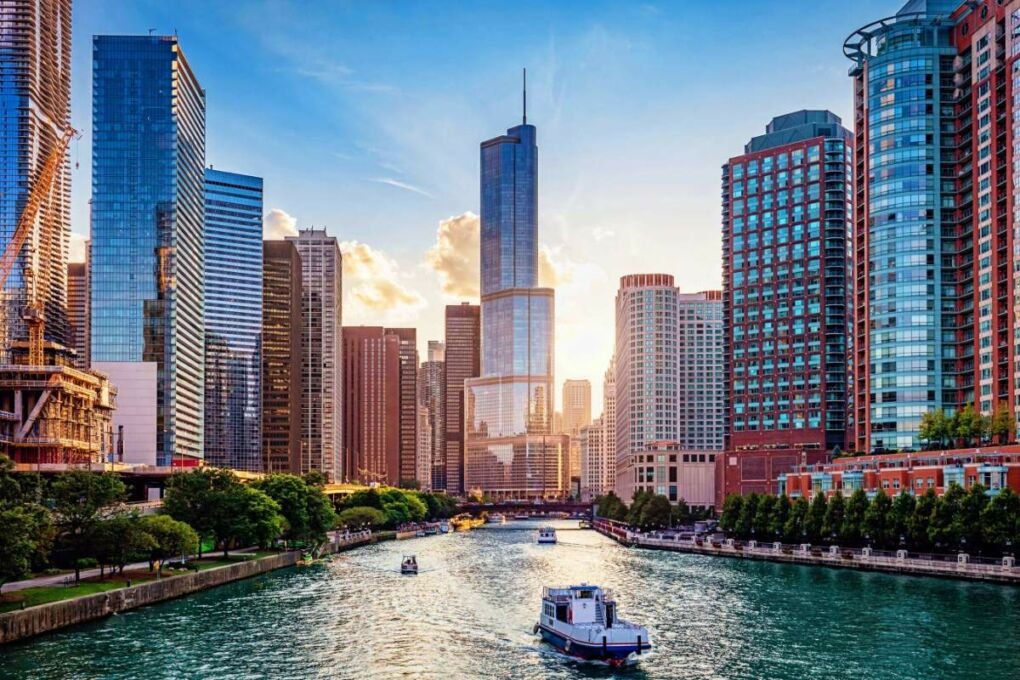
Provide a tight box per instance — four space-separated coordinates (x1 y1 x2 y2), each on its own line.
0 530 377 645
593 519 1020 585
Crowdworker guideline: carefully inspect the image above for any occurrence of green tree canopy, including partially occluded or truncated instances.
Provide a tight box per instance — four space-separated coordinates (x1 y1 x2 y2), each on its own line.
958 483 989 553
140 514 199 573
253 474 337 546
822 492 845 542
909 488 938 551
929 483 965 551
163 468 239 557
597 492 628 522
804 492 828 543
863 489 893 548
841 489 869 546
783 497 809 543
208 485 283 557
719 494 743 535
336 506 387 529
92 513 156 577
734 493 760 539
890 491 916 547
626 490 653 528
768 494 791 540
982 487 1020 553
51 470 126 582
0 507 45 591
753 495 776 539
638 495 672 531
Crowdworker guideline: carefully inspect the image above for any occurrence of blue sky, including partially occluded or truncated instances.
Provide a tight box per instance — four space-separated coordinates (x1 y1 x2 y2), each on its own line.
72 0 898 407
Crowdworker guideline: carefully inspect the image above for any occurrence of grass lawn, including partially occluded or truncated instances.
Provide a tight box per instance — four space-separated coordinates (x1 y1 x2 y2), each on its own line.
190 551 279 571
0 570 159 614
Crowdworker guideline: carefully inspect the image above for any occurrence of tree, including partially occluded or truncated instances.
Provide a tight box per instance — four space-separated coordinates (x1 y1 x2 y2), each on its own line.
596 492 628 522
919 409 950 449
753 495 776 539
336 506 387 529
841 489 869 546
341 488 383 511
208 485 283 557
982 487 1020 554
92 513 156 577
783 497 809 543
890 491 916 548
672 498 691 526
163 468 238 557
719 495 744 535
990 402 1015 444
627 491 653 528
51 470 126 583
863 489 892 548
951 404 982 447
909 488 938 552
303 470 328 488
822 492 846 543
929 483 965 552
253 474 337 547
140 515 199 574
378 489 427 527
638 495 672 530
398 478 421 490
0 507 43 592
768 495 791 540
804 492 828 543
958 483 989 554
735 493 760 540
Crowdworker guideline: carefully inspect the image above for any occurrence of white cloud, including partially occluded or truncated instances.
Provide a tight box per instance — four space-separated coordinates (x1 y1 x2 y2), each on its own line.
371 177 433 198
424 212 480 300
341 240 427 324
592 226 615 242
264 208 299 240
68 233 87 263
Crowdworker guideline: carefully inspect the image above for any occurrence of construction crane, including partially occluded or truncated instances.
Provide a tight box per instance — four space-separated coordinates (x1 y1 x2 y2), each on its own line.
0 126 77 364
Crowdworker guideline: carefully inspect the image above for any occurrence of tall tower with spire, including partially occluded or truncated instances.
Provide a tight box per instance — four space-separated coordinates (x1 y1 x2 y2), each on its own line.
463 73 566 499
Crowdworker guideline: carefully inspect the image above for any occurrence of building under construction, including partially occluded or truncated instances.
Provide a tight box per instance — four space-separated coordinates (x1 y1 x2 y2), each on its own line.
0 342 116 465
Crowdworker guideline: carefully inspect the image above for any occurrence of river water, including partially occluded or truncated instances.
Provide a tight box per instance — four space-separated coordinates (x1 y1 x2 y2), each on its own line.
2 519 1019 679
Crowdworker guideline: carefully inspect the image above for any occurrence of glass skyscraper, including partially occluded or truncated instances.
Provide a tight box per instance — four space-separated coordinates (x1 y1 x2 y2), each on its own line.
91 35 206 465
464 112 565 498
0 0 72 357
203 169 263 472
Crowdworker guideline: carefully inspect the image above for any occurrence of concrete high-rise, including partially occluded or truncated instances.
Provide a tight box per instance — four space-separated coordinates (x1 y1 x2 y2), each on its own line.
342 326 416 486
0 0 72 357
678 291 724 451
67 259 88 368
845 0 1020 451
720 111 852 498
262 241 302 474
464 101 566 499
289 229 342 481
91 35 206 466
562 380 592 436
419 341 445 490
602 357 616 485
444 302 479 494
581 416 610 501
203 169 263 472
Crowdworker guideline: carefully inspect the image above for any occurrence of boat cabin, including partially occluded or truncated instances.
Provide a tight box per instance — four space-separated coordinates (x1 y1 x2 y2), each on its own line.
541 585 616 628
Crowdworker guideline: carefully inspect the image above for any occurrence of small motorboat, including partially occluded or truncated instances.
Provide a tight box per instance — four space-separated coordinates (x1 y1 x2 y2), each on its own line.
535 584 651 666
487 513 506 524
416 528 426 537
537 526 557 544
514 514 530 521
439 521 450 534
400 555 418 575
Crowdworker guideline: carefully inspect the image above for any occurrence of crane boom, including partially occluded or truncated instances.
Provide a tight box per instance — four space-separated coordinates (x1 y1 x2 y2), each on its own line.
0 126 76 364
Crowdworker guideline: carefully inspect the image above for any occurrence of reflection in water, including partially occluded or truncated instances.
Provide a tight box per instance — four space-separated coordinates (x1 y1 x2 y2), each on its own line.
3 520 1020 679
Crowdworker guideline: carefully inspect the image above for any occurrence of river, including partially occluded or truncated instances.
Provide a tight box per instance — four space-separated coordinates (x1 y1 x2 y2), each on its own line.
2 519 1019 679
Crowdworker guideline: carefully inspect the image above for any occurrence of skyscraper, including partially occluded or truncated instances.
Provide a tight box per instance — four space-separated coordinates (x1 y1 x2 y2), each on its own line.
444 302 480 494
67 259 88 368
845 0 1020 451
0 0 72 357
91 35 206 466
677 291 724 451
602 357 616 482
561 379 591 492
614 274 679 500
420 341 445 490
262 240 302 474
580 416 610 501
203 169 263 472
464 95 566 499
289 229 342 481
342 326 416 486
720 111 852 498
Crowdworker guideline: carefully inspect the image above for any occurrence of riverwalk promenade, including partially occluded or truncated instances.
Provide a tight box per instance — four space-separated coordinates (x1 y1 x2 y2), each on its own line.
593 519 1020 585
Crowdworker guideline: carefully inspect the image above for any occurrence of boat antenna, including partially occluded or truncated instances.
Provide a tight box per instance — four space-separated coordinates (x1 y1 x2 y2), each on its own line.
522 67 527 125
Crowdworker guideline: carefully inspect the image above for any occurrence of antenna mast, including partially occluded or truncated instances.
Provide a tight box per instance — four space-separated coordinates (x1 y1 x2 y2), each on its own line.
523 67 527 124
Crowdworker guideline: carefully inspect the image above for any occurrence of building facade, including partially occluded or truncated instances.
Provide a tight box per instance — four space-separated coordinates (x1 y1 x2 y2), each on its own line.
603 357 616 483
444 302 480 494
91 35 206 466
562 379 592 436
420 341 445 490
678 291 725 450
0 0 72 358
845 0 1020 452
203 169 262 472
67 259 88 368
614 441 718 510
614 273 680 490
464 113 566 499
342 326 408 485
289 229 342 480
581 416 611 501
394 328 419 485
262 240 302 474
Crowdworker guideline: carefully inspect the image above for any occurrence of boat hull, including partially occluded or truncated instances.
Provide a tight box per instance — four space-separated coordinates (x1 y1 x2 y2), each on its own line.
537 624 649 663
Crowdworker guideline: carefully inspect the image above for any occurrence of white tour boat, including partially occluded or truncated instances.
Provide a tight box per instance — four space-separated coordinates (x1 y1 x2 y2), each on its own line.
537 526 557 544
400 555 418 575
535 584 651 665
487 513 506 524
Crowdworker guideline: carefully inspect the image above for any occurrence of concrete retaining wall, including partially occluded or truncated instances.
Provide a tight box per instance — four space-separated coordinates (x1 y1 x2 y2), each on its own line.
0 552 299 645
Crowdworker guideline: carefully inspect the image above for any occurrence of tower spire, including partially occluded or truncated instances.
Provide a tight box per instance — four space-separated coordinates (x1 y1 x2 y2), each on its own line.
522 67 527 124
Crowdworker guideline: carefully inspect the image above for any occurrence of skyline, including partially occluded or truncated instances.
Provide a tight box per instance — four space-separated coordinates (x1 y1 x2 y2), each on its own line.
70 0 897 407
